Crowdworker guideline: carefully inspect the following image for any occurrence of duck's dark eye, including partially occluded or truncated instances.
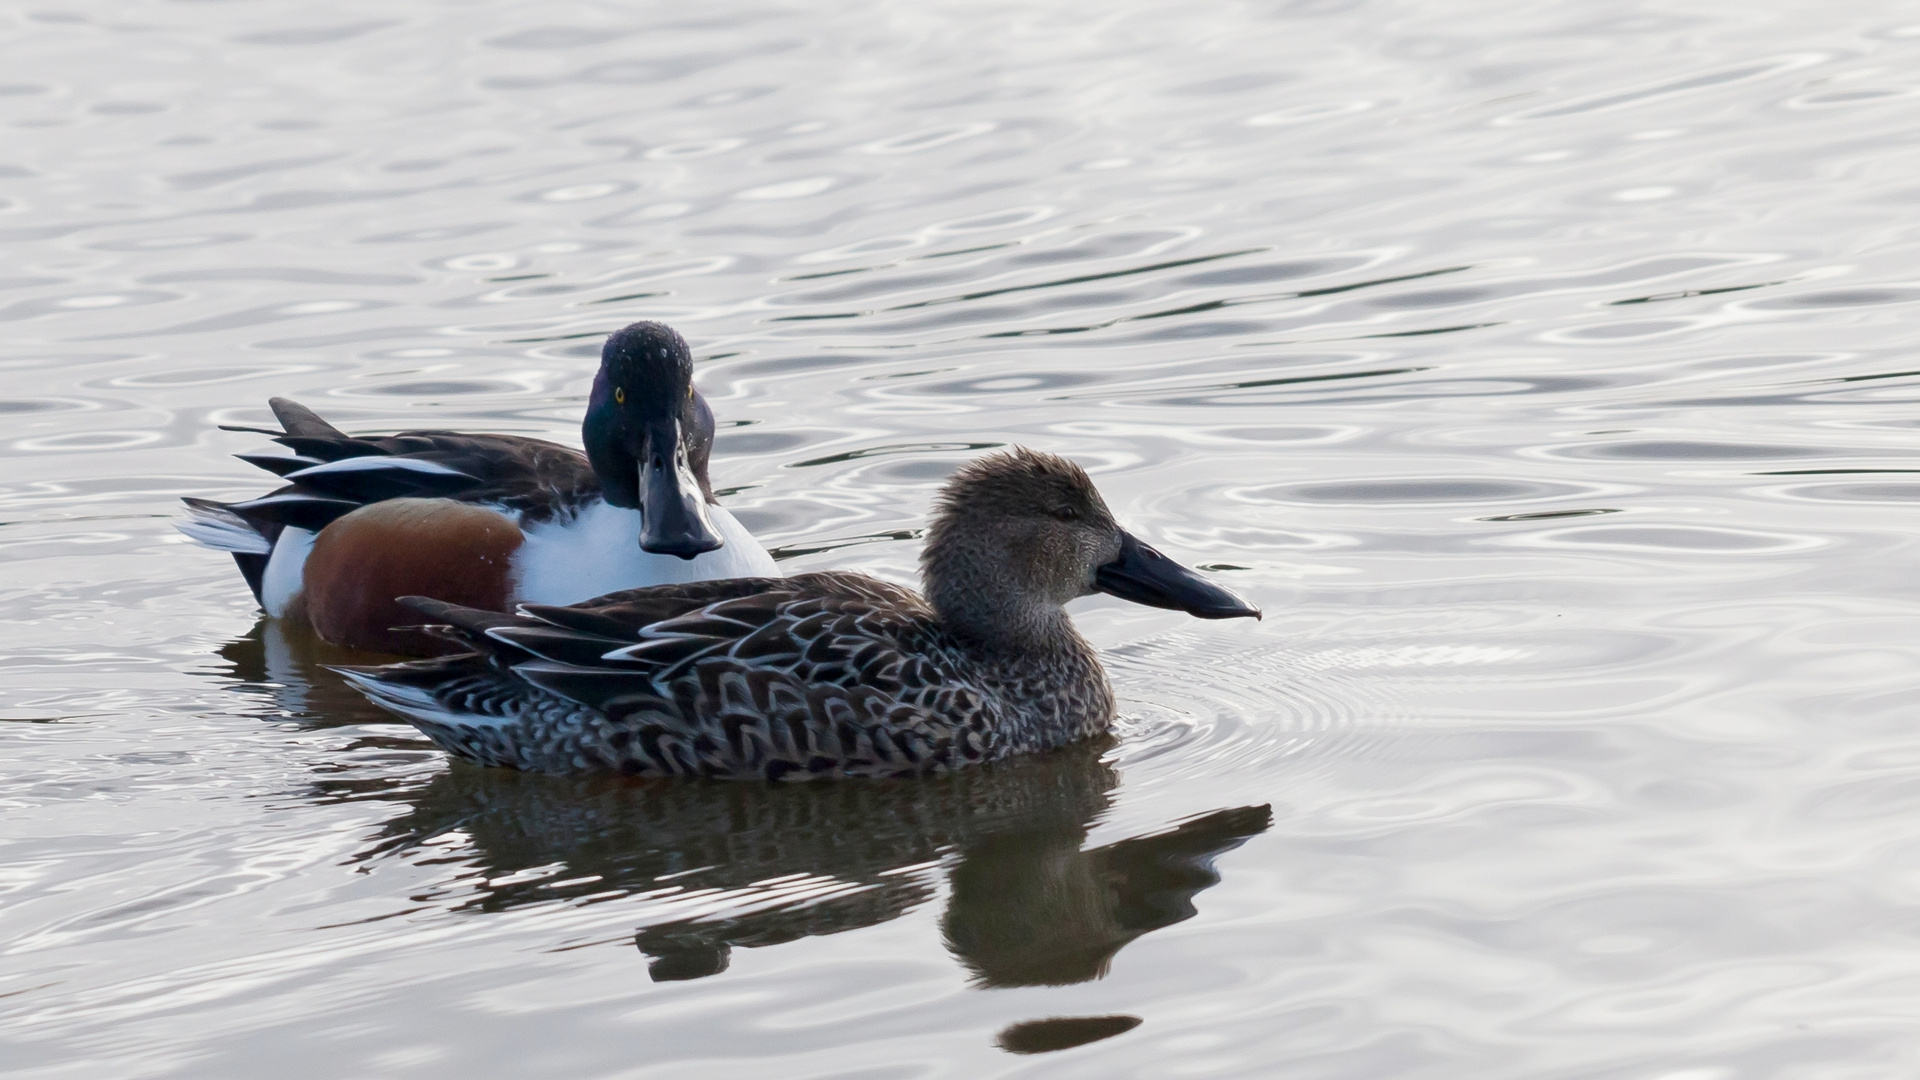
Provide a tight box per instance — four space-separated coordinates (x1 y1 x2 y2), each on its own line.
1052 506 1079 522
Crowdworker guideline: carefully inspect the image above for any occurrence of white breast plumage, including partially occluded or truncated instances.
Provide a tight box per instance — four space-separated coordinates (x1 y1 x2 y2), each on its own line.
510 501 778 606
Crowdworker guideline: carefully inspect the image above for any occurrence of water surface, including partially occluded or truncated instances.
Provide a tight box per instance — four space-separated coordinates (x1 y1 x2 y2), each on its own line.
6 1 1920 1076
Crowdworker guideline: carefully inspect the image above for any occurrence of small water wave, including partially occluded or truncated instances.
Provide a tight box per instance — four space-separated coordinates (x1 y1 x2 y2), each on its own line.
7 0 1920 1075
1105 631 1416 784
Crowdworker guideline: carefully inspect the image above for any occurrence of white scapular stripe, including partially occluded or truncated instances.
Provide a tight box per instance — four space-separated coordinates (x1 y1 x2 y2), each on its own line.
285 457 474 480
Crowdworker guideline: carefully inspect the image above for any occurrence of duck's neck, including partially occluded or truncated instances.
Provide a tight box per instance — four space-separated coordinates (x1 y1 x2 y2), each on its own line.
929 583 1113 749
919 515 1107 707
921 523 1057 656
931 583 1082 660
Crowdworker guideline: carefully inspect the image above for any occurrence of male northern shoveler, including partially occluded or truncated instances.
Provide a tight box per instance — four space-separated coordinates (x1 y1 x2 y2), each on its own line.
338 448 1259 778
179 321 777 654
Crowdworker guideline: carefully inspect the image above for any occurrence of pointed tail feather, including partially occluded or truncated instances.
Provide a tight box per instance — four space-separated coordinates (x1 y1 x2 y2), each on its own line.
178 497 275 604
268 397 346 439
177 497 272 554
217 397 346 439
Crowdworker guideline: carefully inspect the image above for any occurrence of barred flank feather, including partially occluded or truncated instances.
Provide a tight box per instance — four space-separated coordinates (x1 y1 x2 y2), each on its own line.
341 569 1111 780
332 447 1255 780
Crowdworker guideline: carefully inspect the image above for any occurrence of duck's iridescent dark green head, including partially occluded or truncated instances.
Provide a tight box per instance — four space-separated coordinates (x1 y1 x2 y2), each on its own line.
582 321 722 558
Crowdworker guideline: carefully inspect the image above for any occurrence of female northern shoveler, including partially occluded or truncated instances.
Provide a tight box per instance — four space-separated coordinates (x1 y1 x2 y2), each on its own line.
179 321 777 653
338 447 1259 779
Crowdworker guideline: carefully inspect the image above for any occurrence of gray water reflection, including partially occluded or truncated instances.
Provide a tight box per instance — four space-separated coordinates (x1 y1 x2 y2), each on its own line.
215 619 426 728
7 0 1920 1076
348 746 1268 987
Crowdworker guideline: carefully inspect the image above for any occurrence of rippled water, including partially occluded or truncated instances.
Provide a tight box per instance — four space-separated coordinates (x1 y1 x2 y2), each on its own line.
7 0 1920 1075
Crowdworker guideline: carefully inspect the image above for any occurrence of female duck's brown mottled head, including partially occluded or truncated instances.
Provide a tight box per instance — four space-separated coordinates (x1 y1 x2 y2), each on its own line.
920 448 1258 652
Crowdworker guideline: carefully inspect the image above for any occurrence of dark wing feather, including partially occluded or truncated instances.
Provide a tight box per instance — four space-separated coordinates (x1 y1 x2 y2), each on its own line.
271 434 397 462
355 572 986 779
520 576 797 634
225 492 363 532
240 399 601 516
400 596 529 641
389 597 582 672
483 626 641 668
397 579 809 685
191 400 605 559
234 452 321 477
361 432 598 520
512 662 665 712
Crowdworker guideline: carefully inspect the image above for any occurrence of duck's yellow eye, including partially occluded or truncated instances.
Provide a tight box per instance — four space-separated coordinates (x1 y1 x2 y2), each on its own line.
614 386 625 405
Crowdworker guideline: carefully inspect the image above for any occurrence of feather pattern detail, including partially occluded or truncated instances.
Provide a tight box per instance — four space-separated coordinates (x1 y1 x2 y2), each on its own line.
336 446 1258 775
340 571 1113 780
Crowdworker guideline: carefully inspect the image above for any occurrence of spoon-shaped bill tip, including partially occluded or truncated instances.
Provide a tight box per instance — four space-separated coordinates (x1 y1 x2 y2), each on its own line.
1093 532 1260 620
638 417 723 559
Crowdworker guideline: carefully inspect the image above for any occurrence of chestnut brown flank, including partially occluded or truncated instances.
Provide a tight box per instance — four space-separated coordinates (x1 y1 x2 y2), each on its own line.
303 498 524 654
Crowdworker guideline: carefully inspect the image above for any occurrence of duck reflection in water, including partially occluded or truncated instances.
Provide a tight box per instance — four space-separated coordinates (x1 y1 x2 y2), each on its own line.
213 570 1269 987
214 617 409 727
333 741 1269 985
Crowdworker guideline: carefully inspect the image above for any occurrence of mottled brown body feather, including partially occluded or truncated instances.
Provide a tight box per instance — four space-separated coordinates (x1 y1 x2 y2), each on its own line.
345 571 1113 779
340 448 1257 780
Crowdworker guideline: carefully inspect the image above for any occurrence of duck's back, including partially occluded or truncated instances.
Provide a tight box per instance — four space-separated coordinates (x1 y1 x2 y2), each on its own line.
259 428 601 524
346 572 1040 779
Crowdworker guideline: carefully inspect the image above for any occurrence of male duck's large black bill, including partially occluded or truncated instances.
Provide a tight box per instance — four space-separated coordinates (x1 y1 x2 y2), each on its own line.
1094 531 1260 620
639 417 723 559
